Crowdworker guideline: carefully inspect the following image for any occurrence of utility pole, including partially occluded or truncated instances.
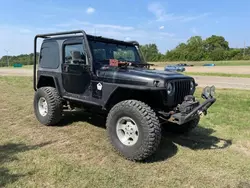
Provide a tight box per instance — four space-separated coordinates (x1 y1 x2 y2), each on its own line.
4 49 9 67
244 41 246 57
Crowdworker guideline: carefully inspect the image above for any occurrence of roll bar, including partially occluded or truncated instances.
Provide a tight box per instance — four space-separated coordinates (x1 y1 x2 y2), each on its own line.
33 30 93 91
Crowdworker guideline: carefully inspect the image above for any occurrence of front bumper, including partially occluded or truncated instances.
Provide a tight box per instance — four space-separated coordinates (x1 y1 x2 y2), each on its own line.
167 87 216 125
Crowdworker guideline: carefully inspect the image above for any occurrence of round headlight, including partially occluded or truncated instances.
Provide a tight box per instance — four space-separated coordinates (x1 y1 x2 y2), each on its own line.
210 85 216 97
202 86 211 99
190 81 195 91
167 82 174 95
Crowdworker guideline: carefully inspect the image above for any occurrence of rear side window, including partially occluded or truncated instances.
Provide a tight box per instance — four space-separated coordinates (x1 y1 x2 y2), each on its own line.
39 41 59 69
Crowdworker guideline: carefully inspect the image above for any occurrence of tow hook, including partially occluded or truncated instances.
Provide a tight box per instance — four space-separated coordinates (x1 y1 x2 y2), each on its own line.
198 109 207 117
198 110 204 117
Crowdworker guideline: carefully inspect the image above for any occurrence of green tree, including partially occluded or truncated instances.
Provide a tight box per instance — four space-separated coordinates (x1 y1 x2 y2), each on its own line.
140 44 162 62
0 53 39 67
186 36 205 61
204 35 229 52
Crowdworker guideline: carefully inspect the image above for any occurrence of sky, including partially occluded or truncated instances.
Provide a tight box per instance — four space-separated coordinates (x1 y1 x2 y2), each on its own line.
0 0 250 57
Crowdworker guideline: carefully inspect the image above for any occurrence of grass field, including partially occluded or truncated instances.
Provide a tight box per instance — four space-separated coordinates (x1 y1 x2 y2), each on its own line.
1 76 250 188
151 60 250 67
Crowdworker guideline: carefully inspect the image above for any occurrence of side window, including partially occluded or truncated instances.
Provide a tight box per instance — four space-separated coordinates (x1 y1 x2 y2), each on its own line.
40 41 59 69
64 44 86 64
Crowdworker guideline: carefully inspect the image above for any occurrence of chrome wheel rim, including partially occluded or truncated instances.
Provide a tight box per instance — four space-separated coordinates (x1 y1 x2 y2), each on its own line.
116 117 139 146
38 97 48 117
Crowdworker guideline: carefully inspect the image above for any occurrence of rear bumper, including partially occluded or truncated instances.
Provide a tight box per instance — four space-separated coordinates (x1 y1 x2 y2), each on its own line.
169 97 216 125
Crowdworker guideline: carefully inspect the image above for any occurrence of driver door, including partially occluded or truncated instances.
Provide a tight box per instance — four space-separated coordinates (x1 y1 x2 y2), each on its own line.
62 41 91 94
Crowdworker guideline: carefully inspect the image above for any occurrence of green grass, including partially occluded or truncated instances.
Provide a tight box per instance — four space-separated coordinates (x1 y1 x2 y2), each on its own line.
184 72 250 78
151 60 250 66
0 65 33 69
0 76 250 188
22 65 33 69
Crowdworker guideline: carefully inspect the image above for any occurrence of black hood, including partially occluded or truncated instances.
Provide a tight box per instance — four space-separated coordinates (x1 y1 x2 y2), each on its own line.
96 67 193 87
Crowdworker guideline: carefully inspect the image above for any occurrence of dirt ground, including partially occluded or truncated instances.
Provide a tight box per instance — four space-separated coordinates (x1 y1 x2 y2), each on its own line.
154 65 250 74
0 68 32 76
1 67 250 90
192 76 250 90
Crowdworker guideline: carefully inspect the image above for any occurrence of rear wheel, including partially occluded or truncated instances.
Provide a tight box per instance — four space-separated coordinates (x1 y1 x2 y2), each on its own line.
34 87 63 126
106 100 161 161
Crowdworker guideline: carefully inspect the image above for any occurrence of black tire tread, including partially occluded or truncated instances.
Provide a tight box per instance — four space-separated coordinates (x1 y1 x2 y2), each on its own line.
106 100 161 161
34 87 62 126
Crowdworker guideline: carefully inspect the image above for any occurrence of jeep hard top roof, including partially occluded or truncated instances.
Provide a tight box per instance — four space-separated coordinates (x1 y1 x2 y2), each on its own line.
33 30 141 90
43 34 139 46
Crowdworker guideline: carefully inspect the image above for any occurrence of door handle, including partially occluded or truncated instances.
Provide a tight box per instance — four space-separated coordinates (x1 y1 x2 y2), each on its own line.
63 64 69 72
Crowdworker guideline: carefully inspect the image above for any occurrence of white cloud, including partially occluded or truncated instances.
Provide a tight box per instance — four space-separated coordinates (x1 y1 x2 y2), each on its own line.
56 20 134 31
148 2 170 22
190 27 198 34
94 24 134 31
0 26 34 56
159 32 175 37
0 20 177 57
181 13 211 22
148 2 210 22
124 37 131 41
86 7 95 14
55 23 73 27
159 25 164 30
53 19 177 44
19 29 32 34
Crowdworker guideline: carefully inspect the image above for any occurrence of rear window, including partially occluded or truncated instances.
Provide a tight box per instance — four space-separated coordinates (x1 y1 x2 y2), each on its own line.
39 41 59 69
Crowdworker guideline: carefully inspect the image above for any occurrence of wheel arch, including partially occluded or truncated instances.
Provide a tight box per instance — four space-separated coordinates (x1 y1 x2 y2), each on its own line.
37 75 61 95
104 87 166 110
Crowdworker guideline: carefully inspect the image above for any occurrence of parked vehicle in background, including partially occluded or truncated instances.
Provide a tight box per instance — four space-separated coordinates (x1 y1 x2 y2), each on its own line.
164 65 186 72
176 63 194 67
203 63 216 66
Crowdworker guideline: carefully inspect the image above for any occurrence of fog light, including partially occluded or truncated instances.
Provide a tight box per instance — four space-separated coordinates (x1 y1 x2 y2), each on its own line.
202 86 211 99
190 81 194 91
210 85 216 97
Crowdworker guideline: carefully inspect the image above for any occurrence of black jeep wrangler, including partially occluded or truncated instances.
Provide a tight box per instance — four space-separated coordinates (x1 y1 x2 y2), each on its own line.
33 30 216 161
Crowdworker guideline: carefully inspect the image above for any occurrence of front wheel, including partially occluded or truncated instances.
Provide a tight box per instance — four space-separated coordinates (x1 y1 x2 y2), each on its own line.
106 100 161 161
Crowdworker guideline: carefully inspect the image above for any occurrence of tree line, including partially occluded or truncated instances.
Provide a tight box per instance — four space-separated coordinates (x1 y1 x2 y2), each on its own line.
0 35 249 67
141 35 250 62
0 53 39 67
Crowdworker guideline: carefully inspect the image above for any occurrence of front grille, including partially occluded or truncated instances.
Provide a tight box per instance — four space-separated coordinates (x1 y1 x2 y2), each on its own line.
174 80 191 104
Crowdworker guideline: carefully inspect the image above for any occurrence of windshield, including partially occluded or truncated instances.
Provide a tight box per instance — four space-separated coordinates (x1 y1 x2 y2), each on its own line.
88 40 143 66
